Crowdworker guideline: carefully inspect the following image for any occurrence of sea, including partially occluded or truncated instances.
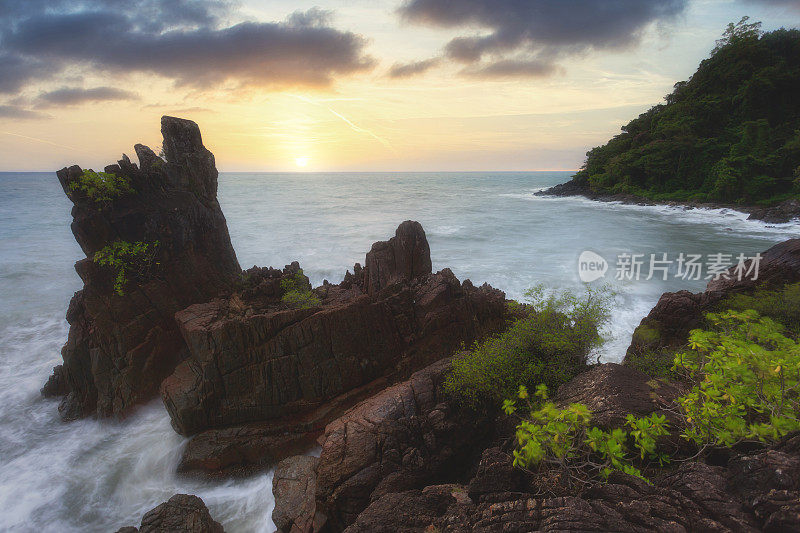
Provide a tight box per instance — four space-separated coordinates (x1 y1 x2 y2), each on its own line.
1 170 798 532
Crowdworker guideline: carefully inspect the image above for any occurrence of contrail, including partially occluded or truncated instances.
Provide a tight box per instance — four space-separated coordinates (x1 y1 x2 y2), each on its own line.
1 131 78 151
289 94 396 153
325 107 396 152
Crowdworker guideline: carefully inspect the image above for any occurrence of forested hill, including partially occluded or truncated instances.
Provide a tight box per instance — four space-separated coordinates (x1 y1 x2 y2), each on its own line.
567 20 800 206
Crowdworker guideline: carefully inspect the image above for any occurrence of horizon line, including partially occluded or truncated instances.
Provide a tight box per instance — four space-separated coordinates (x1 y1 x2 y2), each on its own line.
0 168 580 174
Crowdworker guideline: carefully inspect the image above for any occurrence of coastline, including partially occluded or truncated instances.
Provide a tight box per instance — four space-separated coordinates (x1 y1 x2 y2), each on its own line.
537 180 800 224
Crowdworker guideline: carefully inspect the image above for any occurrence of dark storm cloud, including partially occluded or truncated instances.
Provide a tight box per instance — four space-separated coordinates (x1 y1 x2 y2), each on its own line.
0 105 50 120
388 57 442 78
398 0 688 77
0 0 374 95
37 87 139 106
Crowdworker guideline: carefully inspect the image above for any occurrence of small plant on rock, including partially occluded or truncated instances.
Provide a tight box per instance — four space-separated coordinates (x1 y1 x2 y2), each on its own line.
505 384 670 488
69 169 133 205
93 240 159 295
280 269 320 309
674 309 800 448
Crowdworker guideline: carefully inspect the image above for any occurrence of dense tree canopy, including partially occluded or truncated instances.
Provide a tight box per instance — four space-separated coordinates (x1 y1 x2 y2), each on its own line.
572 19 800 205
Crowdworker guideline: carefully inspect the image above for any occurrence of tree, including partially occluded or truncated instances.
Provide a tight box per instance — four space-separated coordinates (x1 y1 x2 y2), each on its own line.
713 16 762 53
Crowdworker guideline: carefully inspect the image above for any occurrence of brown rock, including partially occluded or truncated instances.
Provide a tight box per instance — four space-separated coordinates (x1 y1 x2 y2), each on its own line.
160 222 506 476
314 358 494 531
554 363 681 428
116 494 224 533
49 116 241 420
272 456 320 533
362 220 432 296
624 239 800 371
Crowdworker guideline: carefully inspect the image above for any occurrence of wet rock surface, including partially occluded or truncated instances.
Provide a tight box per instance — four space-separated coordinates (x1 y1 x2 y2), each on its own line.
115 494 224 533
272 455 320 533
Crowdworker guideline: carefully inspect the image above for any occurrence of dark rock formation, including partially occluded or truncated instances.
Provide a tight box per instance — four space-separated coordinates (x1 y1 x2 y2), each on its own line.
272 455 320 533
161 222 506 475
339 432 800 533
625 239 800 369
48 116 241 420
115 494 224 533
313 358 495 531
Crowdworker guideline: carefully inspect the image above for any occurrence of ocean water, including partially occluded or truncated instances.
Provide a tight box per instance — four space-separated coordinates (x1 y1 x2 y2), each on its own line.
0 170 798 532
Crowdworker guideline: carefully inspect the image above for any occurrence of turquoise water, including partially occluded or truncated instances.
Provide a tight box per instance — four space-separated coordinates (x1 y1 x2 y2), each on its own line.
0 170 798 532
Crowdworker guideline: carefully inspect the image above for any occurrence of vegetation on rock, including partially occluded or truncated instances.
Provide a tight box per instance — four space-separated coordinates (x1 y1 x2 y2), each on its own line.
569 19 800 205
444 285 613 406
93 240 159 295
503 384 670 485
69 169 133 205
280 269 321 309
674 309 800 447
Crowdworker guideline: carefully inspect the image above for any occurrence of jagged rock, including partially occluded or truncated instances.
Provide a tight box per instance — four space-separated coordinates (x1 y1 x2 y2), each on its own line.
272 456 320 533
161 222 506 476
625 239 800 370
313 358 495 531
362 220 432 296
41 364 68 397
49 116 241 419
115 494 224 533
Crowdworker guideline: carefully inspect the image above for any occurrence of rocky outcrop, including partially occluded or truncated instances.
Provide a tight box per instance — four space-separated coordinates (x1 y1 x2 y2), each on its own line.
160 221 506 475
115 494 224 533
339 431 800 533
625 238 800 369
313 358 496 531
48 116 241 420
272 456 320 533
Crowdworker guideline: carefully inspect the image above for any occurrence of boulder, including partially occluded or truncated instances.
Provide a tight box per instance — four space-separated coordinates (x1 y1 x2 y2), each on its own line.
313 358 495 531
747 199 800 224
625 239 800 371
272 456 320 533
49 116 241 419
115 494 224 533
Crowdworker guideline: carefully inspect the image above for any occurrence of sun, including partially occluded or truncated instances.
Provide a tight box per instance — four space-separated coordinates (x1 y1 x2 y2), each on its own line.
295 156 310 168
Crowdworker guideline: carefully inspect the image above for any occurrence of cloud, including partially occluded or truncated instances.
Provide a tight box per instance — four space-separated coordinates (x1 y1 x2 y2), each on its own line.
463 58 560 78
0 1 374 95
0 104 50 120
742 0 800 11
37 87 139 107
398 0 688 77
387 57 442 78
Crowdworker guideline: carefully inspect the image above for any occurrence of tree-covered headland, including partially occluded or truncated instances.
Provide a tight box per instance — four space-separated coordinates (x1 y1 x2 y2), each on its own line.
568 18 800 206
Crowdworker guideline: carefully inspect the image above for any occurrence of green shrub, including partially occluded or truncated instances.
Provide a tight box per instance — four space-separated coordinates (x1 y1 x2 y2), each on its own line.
69 169 133 205
444 285 614 407
674 309 800 448
280 269 320 309
714 282 800 337
505 384 669 486
93 240 159 295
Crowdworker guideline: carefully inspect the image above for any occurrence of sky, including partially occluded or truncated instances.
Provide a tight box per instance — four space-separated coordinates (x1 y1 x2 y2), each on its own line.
0 0 799 172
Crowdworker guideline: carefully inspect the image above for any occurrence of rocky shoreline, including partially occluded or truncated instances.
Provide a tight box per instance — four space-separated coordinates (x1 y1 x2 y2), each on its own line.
44 118 800 532
538 179 800 224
